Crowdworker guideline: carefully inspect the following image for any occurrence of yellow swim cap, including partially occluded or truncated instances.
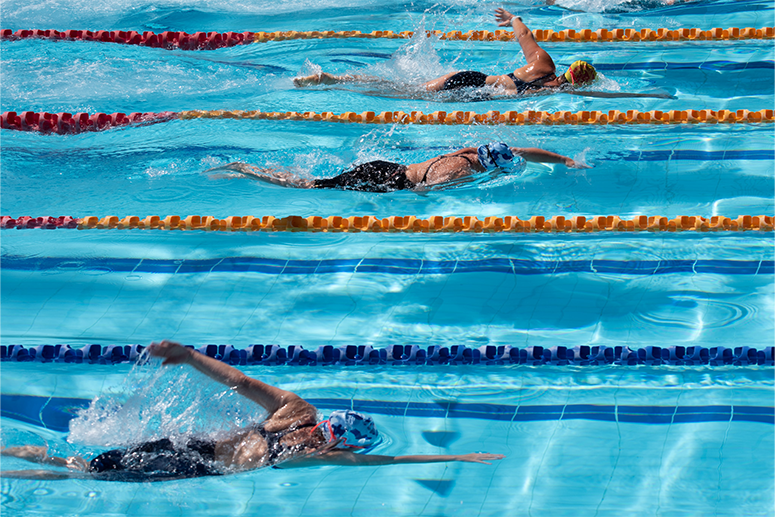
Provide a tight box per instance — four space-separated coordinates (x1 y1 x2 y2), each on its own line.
564 60 596 86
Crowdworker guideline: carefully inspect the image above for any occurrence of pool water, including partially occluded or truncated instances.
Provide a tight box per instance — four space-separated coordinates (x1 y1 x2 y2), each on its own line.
2 364 774 516
1 0 774 515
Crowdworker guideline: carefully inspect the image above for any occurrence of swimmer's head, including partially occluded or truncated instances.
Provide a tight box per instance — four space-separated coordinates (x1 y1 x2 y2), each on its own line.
563 60 596 86
315 410 380 449
477 142 519 171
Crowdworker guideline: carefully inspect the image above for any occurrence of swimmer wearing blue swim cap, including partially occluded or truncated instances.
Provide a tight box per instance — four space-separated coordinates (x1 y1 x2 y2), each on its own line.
208 142 588 192
2 341 506 481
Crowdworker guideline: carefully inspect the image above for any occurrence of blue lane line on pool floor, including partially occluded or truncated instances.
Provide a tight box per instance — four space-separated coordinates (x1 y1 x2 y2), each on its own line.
2 256 772 276
2 394 772 432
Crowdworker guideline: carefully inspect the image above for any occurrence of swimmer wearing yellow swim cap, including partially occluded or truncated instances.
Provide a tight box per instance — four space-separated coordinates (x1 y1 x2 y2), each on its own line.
296 8 669 99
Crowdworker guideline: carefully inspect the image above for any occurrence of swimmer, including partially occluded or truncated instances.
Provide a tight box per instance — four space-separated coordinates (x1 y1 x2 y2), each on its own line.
206 142 588 193
294 8 672 99
1 340 505 481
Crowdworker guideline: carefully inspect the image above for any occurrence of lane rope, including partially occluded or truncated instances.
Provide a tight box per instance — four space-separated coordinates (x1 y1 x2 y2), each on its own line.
2 215 772 233
3 109 773 135
2 343 772 366
1 27 773 50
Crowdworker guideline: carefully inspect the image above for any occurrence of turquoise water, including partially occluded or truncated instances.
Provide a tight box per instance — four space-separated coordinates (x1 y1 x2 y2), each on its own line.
1 0 774 515
2 364 774 516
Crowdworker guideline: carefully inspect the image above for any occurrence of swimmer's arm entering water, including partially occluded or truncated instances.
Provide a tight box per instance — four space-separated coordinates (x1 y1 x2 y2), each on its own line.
277 450 505 468
148 341 316 428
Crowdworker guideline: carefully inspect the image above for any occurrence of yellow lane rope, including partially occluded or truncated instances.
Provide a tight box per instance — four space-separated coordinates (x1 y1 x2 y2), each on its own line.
178 108 774 126
252 27 775 43
71 215 773 233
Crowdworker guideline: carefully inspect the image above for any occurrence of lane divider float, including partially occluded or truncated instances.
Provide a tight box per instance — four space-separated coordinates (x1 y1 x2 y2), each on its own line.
3 109 773 135
1 27 773 50
2 343 772 366
2 215 772 233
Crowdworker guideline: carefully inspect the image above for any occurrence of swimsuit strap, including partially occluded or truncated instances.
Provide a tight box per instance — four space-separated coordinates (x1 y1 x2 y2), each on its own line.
507 71 556 91
421 153 475 184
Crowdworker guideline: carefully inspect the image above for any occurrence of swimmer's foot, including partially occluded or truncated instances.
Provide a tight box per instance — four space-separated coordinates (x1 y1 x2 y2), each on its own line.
293 72 343 87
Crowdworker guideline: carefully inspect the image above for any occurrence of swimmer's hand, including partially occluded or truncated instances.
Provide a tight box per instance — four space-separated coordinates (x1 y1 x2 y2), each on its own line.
495 8 520 26
565 158 591 169
148 340 192 365
457 453 506 464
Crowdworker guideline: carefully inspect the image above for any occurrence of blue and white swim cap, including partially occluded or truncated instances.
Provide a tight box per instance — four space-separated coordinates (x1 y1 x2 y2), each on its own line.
326 410 380 449
477 142 517 170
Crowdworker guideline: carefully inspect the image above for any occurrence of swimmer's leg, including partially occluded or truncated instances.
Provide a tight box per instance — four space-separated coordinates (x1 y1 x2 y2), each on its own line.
1 469 93 480
205 162 314 188
1 446 88 471
293 72 387 87
421 72 459 92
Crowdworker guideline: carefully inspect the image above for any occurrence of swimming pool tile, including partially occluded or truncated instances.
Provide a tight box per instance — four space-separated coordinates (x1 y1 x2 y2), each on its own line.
514 405 563 421
176 258 223 273
356 258 421 274
315 259 361 274
418 260 457 274
561 404 617 422
758 261 774 274
212 257 286 273
453 258 512 274
352 399 408 416
405 402 447 418
133 259 180 273
733 405 775 415
593 260 659 275
554 260 594 273
654 260 696 274
673 412 732 423
448 402 516 421
694 260 759 275
282 259 322 274
511 259 556 275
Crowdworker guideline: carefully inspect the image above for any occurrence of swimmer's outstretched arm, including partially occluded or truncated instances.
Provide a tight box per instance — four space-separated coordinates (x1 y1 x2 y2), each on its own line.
512 147 590 169
148 341 314 426
278 450 505 468
205 162 315 188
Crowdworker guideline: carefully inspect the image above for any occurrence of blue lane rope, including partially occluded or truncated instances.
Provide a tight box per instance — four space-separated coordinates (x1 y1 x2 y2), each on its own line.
2 343 772 366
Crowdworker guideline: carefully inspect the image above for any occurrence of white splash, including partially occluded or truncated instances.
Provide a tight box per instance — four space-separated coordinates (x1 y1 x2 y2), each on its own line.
68 354 262 447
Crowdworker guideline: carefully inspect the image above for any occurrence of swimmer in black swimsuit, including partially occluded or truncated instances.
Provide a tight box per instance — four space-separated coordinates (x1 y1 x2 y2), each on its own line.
206 142 587 193
2 340 505 481
295 8 673 100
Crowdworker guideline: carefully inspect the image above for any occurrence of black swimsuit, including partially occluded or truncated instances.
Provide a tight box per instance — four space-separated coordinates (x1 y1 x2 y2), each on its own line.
87 423 318 481
312 160 414 192
441 70 554 94
441 71 488 90
88 438 220 481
